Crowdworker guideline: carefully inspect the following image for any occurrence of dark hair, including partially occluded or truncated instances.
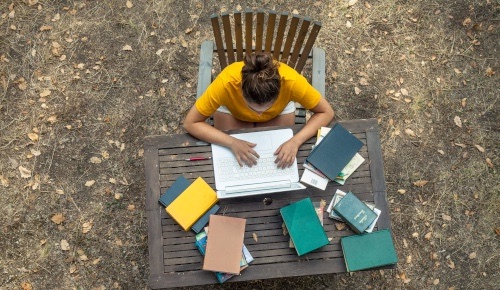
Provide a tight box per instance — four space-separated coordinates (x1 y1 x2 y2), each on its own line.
241 53 280 104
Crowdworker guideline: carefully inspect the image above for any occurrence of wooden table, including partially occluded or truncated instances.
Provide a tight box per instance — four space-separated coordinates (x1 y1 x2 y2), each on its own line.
144 118 391 289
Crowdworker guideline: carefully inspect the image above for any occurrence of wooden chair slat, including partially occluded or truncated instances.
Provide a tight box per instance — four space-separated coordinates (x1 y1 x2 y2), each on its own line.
234 11 244 61
281 15 300 62
221 13 235 65
288 17 311 69
255 11 265 53
245 10 253 54
296 21 322 73
210 14 227 69
265 11 277 52
272 12 289 61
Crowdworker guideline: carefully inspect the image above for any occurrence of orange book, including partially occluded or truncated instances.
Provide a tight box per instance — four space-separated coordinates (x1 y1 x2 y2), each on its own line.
166 177 218 231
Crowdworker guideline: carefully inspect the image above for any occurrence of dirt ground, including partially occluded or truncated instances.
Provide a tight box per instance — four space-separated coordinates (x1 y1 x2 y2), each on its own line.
0 0 498 289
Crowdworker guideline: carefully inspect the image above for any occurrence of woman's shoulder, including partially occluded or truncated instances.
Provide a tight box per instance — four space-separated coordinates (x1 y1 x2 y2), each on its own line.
277 62 301 79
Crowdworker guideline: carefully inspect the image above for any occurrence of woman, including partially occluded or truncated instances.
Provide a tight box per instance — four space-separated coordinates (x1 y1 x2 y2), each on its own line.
183 52 334 168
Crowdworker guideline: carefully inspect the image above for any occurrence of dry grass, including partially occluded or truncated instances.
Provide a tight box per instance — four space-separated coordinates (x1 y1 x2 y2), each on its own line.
1 0 498 289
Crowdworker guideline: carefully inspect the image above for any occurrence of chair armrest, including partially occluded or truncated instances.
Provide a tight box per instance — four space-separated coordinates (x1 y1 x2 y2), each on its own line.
311 47 326 97
196 41 214 98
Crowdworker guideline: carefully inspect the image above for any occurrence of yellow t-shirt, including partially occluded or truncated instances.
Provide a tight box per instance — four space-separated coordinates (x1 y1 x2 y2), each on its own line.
195 61 321 122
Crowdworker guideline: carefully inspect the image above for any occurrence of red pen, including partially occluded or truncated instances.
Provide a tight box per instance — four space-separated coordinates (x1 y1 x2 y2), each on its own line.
185 157 212 161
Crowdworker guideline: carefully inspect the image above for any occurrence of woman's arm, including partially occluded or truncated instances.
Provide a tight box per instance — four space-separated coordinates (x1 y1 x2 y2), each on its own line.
274 97 334 168
183 106 260 166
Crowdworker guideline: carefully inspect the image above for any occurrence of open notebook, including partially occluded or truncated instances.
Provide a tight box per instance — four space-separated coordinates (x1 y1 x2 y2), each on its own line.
211 128 306 199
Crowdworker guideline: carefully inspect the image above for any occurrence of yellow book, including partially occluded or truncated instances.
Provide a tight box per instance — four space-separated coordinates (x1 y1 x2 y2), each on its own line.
166 177 218 231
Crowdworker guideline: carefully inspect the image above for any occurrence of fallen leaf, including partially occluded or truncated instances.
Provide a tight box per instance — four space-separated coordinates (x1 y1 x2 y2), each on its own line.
114 193 123 200
462 18 472 26
474 145 485 153
469 252 476 259
442 214 452 221
40 25 52 31
354 86 361 95
69 264 77 274
454 116 462 128
184 28 192 34
127 204 135 211
433 279 439 285
156 49 164 56
28 132 39 142
82 221 93 234
122 45 132 51
404 128 416 137
397 189 406 194
348 0 358 7
485 158 493 168
85 180 95 187
454 143 466 148
454 68 461 74
51 213 65 224
252 232 258 242
485 67 495 77
447 260 455 269
56 189 65 195
292 9 299 15
461 98 467 107
60 239 70 251
495 228 500 235
406 255 412 264
92 257 101 265
335 223 346 230
424 232 432 240
438 149 445 155
401 88 409 96
413 180 429 187
21 282 33 290
19 166 32 178
359 77 369 86
345 20 352 28
28 0 39 6
90 157 102 164
364 2 371 9
126 0 133 8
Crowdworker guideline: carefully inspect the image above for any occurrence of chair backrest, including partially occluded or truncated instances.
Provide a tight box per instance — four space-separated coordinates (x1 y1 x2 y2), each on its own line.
210 10 322 73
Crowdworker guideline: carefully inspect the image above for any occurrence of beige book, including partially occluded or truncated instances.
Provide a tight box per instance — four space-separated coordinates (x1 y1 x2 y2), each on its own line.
203 215 246 275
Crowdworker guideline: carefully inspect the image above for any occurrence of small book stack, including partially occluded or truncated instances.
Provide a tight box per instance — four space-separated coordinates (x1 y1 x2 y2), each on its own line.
197 215 252 283
280 198 330 256
327 190 398 271
301 123 365 190
158 176 219 232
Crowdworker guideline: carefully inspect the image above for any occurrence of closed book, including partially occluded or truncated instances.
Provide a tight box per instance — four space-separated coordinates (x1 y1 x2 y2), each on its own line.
280 198 329 256
340 229 398 272
158 175 190 207
333 191 377 233
203 215 246 275
306 123 363 181
166 177 218 231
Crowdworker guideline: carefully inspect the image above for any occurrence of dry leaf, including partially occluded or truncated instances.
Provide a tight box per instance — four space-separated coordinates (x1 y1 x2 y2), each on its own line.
40 25 52 31
126 0 133 8
424 232 432 240
335 223 346 230
495 228 500 235
354 86 361 95
185 28 193 34
345 20 352 28
454 68 461 74
21 282 33 290
485 67 495 77
51 213 65 225
252 232 258 242
442 214 452 221
401 88 409 96
348 0 358 7
397 189 406 194
454 143 466 148
404 128 416 137
454 116 462 128
433 279 439 285
114 193 123 200
92 257 101 265
122 45 132 51
359 77 369 86
85 180 95 187
56 189 64 195
461 98 467 107
485 158 493 168
364 2 371 9
462 18 472 26
28 132 39 142
90 157 102 164
438 149 445 155
82 221 93 234
69 264 77 274
28 0 39 6
19 166 32 178
447 259 455 269
413 180 429 187
127 204 135 211
474 145 485 153
469 252 477 259
60 239 70 251
406 255 412 264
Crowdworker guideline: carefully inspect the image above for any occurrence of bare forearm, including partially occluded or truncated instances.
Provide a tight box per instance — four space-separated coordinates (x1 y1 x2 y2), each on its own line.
290 111 334 147
183 121 236 148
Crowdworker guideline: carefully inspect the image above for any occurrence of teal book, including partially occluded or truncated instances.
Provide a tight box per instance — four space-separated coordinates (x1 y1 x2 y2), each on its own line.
280 198 329 256
305 123 363 181
333 191 377 233
340 229 398 272
191 205 220 233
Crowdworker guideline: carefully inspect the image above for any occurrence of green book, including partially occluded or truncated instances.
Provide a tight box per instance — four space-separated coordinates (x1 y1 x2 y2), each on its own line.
340 229 398 272
280 198 329 256
333 191 377 233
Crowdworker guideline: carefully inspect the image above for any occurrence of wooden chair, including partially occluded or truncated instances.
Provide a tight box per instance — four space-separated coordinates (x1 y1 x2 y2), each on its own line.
196 10 325 124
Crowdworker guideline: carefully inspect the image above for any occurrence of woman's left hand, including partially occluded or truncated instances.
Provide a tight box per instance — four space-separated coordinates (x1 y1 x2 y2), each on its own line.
274 139 300 169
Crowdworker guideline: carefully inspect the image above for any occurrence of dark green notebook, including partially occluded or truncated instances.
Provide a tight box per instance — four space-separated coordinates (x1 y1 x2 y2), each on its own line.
340 229 398 272
333 191 377 233
280 198 329 256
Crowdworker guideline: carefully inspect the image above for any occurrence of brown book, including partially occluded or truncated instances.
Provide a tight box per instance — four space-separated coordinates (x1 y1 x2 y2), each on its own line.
203 215 246 275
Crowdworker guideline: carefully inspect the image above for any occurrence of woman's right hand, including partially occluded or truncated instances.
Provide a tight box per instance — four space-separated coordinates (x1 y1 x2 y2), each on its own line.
229 138 260 167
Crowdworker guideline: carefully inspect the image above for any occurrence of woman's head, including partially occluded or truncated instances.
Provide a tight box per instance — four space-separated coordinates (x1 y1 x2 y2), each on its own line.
241 53 281 106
